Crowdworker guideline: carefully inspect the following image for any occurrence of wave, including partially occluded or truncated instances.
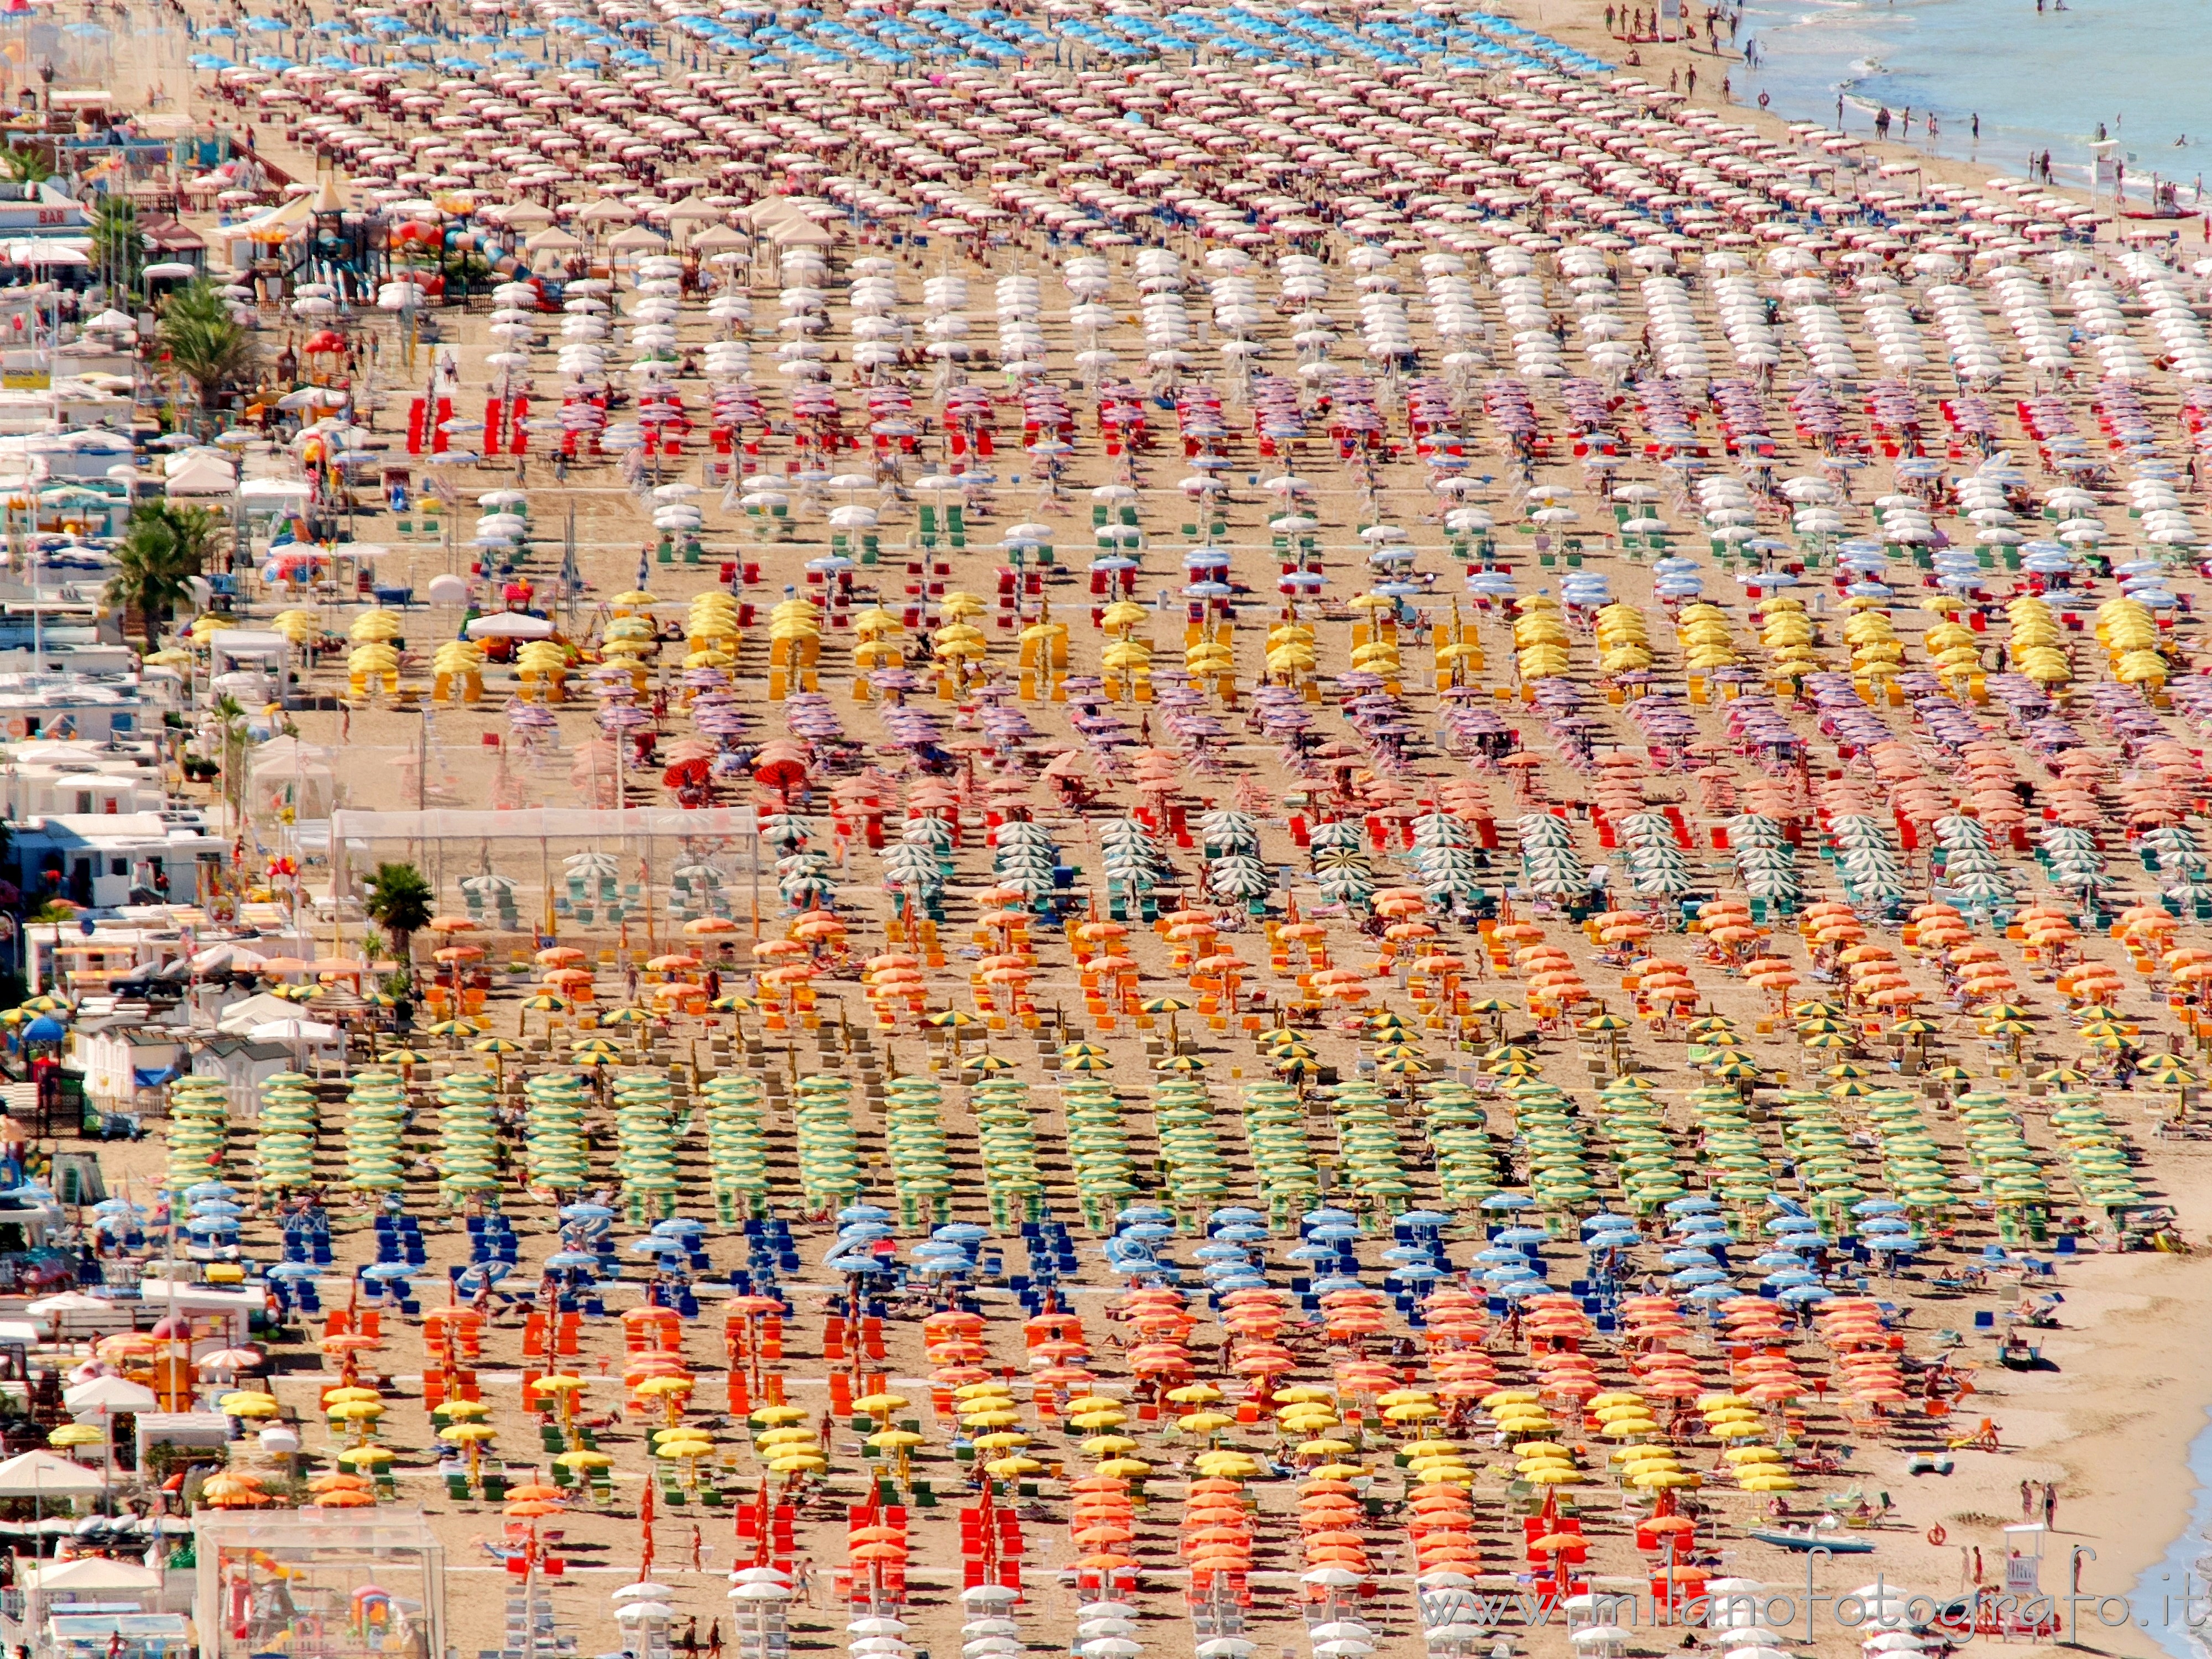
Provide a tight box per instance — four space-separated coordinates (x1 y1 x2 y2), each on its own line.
1742 0 2203 155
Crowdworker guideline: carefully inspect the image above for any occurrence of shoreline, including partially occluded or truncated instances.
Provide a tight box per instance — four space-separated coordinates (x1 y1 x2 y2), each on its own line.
1732 0 2205 210
1517 0 2212 238
2135 1406 2212 1659
1506 0 2212 1638
1730 0 2087 186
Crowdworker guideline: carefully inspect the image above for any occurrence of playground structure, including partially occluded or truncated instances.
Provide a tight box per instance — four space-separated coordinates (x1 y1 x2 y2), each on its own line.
192 1510 444 1659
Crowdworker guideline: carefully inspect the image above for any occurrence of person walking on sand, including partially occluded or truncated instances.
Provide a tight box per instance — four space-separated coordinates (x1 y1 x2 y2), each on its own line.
2020 1478 2033 1520
2043 1483 2057 1528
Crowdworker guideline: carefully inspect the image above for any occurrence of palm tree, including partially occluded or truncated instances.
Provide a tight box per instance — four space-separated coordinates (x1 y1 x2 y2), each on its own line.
157 278 258 425
88 194 142 296
160 278 229 331
106 504 209 651
1 144 55 186
363 863 434 967
25 899 76 980
155 501 220 570
208 693 250 826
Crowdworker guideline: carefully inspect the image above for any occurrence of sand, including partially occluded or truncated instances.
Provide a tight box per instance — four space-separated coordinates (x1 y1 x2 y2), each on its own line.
58 4 2212 1659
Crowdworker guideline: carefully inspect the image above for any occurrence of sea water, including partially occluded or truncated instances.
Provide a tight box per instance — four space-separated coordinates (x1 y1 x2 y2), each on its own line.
2131 1406 2212 1659
1734 0 2212 194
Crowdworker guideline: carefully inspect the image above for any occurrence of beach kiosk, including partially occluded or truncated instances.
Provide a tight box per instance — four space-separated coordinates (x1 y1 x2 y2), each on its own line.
44 1609 188 1659
192 1510 444 1659
0 1557 176 1659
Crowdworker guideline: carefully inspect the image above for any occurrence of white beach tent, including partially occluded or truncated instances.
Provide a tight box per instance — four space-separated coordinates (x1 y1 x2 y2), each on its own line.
223 195 313 270
22 1558 161 1592
62 1375 158 1416
163 452 236 496
465 612 556 640
238 477 311 509
688 223 749 258
216 991 315 1035
22 1291 107 1343
489 201 554 230
0 1448 106 1497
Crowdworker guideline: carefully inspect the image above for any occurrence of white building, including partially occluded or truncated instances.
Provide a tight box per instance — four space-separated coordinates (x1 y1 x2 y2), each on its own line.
11 815 226 967
0 672 146 742
0 750 166 817
70 1017 185 1112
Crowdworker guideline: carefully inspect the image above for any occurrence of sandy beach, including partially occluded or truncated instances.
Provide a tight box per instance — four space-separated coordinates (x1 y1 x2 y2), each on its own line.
29 3 2212 1659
